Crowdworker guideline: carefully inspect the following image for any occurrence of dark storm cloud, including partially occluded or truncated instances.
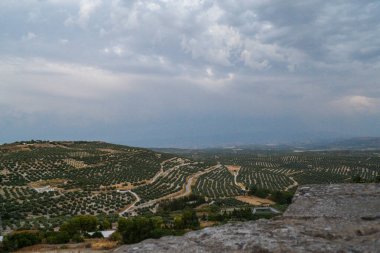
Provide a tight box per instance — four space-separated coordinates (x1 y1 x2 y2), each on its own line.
0 0 379 146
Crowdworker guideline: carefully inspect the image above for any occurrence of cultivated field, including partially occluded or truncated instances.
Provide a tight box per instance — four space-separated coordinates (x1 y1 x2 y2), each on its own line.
1 141 379 232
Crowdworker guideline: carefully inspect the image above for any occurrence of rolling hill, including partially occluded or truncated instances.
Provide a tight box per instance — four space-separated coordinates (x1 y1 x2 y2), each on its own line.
1 140 379 233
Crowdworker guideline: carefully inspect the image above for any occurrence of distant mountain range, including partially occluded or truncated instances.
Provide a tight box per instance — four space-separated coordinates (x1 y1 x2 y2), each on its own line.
306 137 380 150
153 137 380 152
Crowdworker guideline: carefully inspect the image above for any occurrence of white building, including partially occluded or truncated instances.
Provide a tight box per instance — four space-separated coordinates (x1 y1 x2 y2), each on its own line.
88 230 116 238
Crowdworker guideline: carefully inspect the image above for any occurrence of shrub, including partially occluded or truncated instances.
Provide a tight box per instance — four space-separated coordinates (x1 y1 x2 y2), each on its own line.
46 231 70 244
91 231 104 238
269 191 294 205
109 231 122 242
72 234 84 243
118 217 155 244
2 231 41 251
60 215 98 235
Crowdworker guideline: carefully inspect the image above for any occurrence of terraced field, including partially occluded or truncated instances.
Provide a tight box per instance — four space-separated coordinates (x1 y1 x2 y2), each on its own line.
1 141 379 232
134 160 206 202
187 150 380 193
0 142 184 231
193 166 243 198
237 167 294 191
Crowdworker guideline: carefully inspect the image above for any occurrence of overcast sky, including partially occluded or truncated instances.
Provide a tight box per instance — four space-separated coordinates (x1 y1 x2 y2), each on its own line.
1 0 380 147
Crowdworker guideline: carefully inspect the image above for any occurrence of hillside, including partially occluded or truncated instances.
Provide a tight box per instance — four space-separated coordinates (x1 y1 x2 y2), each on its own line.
1 141 380 233
0 141 211 232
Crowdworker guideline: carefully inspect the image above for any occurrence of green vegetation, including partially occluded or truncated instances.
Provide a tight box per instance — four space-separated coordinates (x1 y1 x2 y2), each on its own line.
118 207 200 244
134 162 207 202
118 216 157 244
158 194 206 212
173 209 199 230
352 174 380 183
2 231 42 252
1 215 118 252
248 185 294 204
188 150 380 195
60 215 98 235
45 231 70 244
0 141 173 231
1 141 379 244
193 166 243 198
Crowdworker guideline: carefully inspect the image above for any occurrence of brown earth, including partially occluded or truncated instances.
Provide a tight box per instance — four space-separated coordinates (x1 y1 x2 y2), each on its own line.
225 165 241 174
29 179 67 188
235 195 275 205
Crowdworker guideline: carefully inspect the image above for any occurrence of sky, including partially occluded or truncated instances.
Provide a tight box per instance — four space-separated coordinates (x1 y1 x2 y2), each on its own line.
1 0 380 147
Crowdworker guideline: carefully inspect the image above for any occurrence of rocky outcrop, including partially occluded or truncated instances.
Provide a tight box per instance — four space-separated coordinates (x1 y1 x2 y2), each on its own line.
114 184 380 253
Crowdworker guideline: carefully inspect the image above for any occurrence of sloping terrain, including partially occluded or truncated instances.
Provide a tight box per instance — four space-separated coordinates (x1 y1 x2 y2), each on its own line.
0 141 209 231
170 149 380 190
115 183 380 253
1 141 380 233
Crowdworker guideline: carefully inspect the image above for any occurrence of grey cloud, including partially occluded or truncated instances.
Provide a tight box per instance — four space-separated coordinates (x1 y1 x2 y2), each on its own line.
0 0 379 146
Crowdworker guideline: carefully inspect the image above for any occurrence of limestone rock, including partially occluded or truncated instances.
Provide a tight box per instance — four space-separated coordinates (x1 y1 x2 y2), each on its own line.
114 184 380 253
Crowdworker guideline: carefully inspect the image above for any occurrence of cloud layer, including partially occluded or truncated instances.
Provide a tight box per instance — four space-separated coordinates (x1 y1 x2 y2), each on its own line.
1 0 380 147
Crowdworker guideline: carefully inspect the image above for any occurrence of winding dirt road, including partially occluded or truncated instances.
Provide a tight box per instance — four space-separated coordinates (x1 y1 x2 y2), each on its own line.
121 163 222 214
119 190 141 215
284 176 298 191
150 158 177 183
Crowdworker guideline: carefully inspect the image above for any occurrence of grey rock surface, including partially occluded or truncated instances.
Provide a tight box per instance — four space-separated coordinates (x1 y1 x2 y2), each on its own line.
114 184 380 253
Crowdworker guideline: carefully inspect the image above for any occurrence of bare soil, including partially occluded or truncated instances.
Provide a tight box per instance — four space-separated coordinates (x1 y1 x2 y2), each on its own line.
200 221 217 228
29 179 67 188
235 195 275 206
225 165 241 174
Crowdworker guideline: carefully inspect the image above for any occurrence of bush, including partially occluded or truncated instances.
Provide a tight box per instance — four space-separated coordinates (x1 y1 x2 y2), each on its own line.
269 191 294 205
352 175 364 183
229 208 254 220
250 187 271 198
46 231 70 244
118 217 155 244
60 215 98 235
159 195 205 212
150 228 173 239
3 231 41 251
208 213 225 222
181 209 199 229
72 234 84 243
98 218 111 230
91 231 104 238
109 231 122 242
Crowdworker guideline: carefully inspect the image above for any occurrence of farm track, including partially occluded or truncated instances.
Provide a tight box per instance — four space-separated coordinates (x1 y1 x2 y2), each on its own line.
119 158 180 215
119 190 141 215
122 164 221 214
150 157 178 184
284 177 298 191
233 169 247 191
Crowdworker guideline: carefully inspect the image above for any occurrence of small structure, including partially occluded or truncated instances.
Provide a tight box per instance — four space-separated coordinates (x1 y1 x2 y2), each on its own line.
88 230 116 238
117 190 129 193
34 185 55 193
251 207 281 215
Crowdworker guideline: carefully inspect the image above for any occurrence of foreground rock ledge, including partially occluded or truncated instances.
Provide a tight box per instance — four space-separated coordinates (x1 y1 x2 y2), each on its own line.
114 184 380 253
